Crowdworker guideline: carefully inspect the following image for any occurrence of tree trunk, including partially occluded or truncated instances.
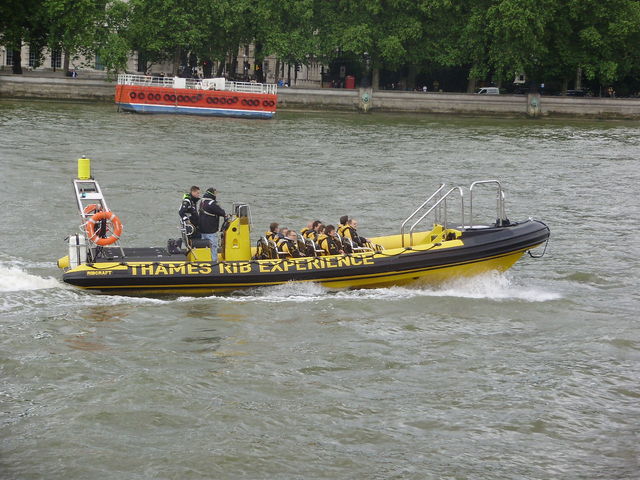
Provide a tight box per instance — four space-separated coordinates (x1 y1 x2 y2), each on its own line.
575 67 582 90
274 59 280 84
467 77 476 93
372 67 380 91
63 49 70 75
172 47 181 76
407 65 417 90
202 58 212 78
254 43 264 83
216 57 225 77
561 77 568 95
12 49 22 74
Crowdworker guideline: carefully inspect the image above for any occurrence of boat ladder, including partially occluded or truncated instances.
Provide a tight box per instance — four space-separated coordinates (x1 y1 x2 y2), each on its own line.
72 177 125 258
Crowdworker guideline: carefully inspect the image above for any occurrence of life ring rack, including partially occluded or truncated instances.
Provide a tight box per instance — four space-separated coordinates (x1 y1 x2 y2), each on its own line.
85 210 123 246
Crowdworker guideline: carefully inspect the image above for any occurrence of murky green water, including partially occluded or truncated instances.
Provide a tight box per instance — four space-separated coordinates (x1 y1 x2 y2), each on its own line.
1 99 639 479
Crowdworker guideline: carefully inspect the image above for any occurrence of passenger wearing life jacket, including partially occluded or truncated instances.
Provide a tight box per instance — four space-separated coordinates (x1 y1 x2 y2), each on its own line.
278 230 304 258
300 221 313 239
179 185 201 238
303 220 324 241
198 187 226 252
342 218 368 251
318 225 344 256
337 215 349 237
265 222 279 242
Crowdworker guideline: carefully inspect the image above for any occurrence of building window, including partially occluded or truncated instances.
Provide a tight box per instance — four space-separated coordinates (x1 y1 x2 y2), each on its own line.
51 50 62 68
6 49 14 66
28 47 38 67
95 53 104 70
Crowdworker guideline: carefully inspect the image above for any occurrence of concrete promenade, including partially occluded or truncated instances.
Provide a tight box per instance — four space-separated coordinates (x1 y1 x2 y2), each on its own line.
2 73 639 119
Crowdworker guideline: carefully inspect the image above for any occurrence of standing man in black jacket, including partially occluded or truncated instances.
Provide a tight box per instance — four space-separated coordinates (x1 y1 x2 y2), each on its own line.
198 187 226 252
179 185 201 239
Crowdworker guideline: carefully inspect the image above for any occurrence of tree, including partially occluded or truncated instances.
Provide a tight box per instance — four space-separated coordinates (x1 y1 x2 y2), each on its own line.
125 0 204 74
45 0 114 74
311 0 424 89
0 0 49 74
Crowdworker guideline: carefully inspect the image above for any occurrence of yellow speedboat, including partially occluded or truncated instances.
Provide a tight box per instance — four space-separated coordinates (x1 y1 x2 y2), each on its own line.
58 158 549 295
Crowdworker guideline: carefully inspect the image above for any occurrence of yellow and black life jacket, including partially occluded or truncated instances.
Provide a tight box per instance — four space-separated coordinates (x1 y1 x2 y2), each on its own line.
318 234 341 256
303 229 318 241
278 238 303 258
265 230 278 242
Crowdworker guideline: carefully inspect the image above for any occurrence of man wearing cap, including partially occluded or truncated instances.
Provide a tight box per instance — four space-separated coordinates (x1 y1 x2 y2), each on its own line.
198 187 226 252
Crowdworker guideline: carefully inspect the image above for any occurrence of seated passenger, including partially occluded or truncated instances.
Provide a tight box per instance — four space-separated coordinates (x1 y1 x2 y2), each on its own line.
300 221 313 238
304 220 324 241
278 230 304 258
318 225 344 256
265 222 279 242
342 218 367 247
337 215 349 237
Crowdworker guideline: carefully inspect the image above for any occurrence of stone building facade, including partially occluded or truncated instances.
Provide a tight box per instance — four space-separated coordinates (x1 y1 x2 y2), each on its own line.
0 44 323 87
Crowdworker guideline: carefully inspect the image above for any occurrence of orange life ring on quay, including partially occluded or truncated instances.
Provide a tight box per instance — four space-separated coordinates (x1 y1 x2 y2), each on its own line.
86 211 123 246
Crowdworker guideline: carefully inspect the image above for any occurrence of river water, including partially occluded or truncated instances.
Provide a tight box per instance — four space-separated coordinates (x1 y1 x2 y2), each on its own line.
1 99 639 479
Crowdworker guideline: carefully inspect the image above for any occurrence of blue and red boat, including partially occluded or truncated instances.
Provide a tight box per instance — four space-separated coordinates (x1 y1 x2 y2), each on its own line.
115 74 278 119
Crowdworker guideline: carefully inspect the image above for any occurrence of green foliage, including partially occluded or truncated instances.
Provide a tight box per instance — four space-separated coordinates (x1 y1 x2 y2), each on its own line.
2 0 639 88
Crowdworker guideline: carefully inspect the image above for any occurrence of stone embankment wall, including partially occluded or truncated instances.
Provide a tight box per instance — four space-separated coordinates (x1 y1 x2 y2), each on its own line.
0 75 113 101
2 75 639 119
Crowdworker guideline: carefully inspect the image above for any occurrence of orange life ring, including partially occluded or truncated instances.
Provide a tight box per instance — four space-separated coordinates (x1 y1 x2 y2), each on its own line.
83 204 102 215
86 211 123 246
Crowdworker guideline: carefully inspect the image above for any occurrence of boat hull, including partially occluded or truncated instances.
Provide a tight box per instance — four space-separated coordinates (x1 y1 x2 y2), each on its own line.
62 220 550 295
115 84 277 119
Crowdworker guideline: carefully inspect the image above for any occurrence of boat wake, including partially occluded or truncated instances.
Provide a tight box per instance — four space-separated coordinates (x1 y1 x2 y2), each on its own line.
0 260 559 316
177 271 561 304
0 261 167 315
0 264 60 292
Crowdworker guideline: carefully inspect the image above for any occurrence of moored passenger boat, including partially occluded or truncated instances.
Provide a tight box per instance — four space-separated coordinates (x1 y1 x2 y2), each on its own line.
115 74 277 119
58 158 550 295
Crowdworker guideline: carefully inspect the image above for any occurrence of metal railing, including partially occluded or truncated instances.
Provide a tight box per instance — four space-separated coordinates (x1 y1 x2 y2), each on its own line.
224 80 277 95
117 74 177 87
117 74 277 94
401 180 509 246
469 180 506 227
406 187 465 246
400 184 444 247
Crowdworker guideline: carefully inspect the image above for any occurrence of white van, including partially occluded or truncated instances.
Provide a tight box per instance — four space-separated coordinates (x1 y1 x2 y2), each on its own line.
476 87 500 95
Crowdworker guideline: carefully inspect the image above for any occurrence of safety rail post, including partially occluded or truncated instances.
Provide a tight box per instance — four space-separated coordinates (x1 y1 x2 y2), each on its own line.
469 180 505 228
400 184 445 247
408 187 464 247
